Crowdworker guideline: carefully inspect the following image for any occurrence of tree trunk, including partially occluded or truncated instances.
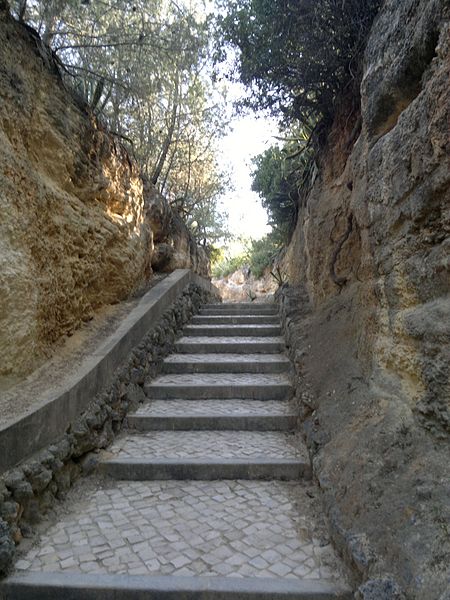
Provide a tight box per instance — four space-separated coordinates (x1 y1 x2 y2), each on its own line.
151 73 179 186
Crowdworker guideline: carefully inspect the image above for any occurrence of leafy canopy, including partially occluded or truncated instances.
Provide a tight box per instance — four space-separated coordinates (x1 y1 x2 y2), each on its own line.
215 0 382 132
12 0 230 246
251 120 315 242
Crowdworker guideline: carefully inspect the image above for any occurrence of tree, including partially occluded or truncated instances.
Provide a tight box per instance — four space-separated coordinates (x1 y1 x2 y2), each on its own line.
11 0 230 246
215 0 382 136
251 121 315 242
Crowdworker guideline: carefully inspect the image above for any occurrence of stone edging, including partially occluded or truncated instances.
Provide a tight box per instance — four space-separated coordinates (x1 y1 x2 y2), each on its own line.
0 571 354 599
0 270 218 575
0 269 214 475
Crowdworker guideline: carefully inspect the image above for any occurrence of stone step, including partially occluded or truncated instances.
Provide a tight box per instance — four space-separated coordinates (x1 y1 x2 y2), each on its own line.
128 413 297 432
163 353 290 374
2 572 353 600
145 373 292 400
131 399 294 416
175 336 285 354
203 303 277 311
4 479 350 598
1 300 353 600
103 430 309 466
192 315 280 325
184 324 282 337
101 457 309 480
201 307 278 316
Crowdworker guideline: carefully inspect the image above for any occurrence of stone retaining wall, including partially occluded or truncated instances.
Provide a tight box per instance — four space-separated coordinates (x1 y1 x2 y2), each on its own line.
0 278 219 576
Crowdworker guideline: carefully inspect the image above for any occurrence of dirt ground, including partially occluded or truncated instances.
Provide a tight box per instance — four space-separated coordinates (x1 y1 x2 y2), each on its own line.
0 275 167 427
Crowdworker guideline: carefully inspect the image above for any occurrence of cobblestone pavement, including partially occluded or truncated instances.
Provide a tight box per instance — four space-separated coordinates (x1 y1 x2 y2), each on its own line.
185 324 279 331
148 373 291 386
17 479 343 581
164 353 289 364
177 336 284 345
107 431 307 460
11 302 349 595
135 400 293 417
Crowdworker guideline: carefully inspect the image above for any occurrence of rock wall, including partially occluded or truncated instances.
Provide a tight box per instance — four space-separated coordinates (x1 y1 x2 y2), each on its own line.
0 8 209 380
277 1 449 598
212 268 278 302
145 182 210 276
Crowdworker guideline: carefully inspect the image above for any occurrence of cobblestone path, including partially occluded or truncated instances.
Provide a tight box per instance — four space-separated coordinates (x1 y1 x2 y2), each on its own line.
6 302 351 599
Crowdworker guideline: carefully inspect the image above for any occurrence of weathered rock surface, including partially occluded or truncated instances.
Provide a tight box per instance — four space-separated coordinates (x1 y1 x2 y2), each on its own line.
277 1 449 598
213 268 278 302
0 11 209 379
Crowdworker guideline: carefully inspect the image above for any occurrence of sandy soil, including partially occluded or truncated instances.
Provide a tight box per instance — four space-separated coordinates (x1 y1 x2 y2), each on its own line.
0 275 167 426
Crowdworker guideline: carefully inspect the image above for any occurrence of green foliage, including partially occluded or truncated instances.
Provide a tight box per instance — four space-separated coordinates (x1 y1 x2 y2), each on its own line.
248 234 279 278
208 245 225 266
212 232 280 279
12 0 230 247
212 253 248 278
251 121 315 240
215 0 382 133
187 200 230 247
251 146 298 240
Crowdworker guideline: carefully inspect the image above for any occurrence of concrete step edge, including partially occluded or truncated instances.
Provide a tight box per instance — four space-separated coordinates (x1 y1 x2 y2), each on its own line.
131 397 292 402
1 572 353 600
203 303 277 308
200 310 279 316
143 384 292 400
100 457 311 481
184 328 282 337
192 316 280 324
127 414 298 431
162 362 290 374
175 343 284 354
186 324 281 328
145 381 292 388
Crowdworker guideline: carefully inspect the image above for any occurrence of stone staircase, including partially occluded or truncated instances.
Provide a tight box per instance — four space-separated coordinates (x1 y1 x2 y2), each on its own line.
2 302 351 599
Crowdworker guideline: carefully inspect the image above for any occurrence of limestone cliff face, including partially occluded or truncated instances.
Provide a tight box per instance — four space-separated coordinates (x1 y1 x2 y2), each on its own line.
0 10 208 379
279 0 449 597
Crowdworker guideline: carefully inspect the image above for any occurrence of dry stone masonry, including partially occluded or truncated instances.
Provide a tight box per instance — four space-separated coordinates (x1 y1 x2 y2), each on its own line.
1 302 352 599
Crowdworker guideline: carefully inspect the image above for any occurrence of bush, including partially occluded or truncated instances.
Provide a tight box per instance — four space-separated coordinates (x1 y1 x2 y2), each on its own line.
212 233 280 280
212 253 248 278
248 235 279 279
216 0 382 134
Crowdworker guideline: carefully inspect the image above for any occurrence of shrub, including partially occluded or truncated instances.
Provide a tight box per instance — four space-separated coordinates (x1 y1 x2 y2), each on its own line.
216 0 382 136
212 253 248 278
248 234 279 279
212 234 281 280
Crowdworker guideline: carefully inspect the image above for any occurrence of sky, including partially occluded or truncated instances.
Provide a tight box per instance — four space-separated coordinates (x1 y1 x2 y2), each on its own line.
217 114 279 247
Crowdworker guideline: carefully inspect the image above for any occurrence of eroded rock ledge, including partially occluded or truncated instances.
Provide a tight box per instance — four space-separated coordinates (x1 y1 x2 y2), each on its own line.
0 7 208 380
